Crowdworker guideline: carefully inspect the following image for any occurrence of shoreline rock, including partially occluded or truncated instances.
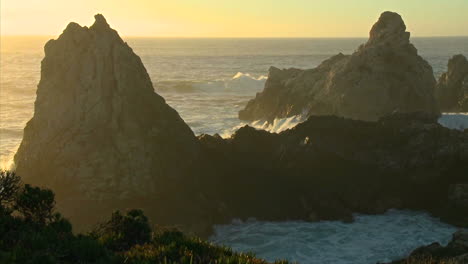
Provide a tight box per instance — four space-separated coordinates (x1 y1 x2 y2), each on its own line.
387 230 468 264
12 14 468 236
200 112 468 228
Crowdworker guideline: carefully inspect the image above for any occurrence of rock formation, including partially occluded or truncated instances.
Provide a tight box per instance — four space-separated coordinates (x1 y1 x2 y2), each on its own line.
201 112 468 225
388 230 468 264
436 54 468 112
239 12 438 122
14 15 206 228
13 13 468 235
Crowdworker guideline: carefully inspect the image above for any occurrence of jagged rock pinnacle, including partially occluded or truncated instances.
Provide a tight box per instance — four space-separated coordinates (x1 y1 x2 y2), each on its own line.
15 15 200 201
436 54 468 111
91 13 110 30
368 11 409 46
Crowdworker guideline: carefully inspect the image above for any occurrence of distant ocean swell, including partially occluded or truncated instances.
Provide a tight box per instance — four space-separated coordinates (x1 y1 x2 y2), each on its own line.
156 72 267 93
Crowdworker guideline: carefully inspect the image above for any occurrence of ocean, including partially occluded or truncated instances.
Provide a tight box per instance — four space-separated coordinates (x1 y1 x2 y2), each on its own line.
1 36 468 263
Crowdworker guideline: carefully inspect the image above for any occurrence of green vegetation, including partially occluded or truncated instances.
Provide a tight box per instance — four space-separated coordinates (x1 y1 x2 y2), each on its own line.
0 171 289 264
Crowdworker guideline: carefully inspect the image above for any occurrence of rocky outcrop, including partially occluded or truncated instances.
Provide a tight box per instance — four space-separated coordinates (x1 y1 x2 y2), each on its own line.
239 12 438 122
388 230 468 264
14 15 207 229
436 54 468 112
13 14 468 235
201 112 468 225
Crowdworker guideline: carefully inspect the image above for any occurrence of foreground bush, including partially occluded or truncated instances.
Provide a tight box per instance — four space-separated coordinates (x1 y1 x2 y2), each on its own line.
0 171 288 264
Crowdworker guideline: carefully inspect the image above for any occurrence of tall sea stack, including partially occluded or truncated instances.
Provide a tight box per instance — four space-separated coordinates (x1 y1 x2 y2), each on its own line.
435 54 468 112
239 12 439 122
14 15 204 227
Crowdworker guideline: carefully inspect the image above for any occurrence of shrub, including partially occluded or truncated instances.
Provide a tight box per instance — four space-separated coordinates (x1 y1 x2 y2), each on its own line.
15 184 56 224
0 171 287 264
94 209 152 251
0 171 21 208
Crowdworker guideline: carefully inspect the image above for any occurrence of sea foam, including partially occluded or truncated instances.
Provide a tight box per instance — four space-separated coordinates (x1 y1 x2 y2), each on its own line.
438 113 468 130
210 210 457 264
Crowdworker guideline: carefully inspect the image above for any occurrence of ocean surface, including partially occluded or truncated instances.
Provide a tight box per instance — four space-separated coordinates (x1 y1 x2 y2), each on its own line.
1 36 468 263
211 210 457 264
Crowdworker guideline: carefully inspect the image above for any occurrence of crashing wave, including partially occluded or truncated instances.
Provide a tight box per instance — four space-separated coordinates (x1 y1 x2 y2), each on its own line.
250 115 306 133
438 113 468 130
221 72 267 92
221 115 306 138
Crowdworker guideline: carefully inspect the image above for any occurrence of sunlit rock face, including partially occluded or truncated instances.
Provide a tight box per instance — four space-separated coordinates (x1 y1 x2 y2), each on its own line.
239 11 439 122
14 15 200 201
436 54 468 112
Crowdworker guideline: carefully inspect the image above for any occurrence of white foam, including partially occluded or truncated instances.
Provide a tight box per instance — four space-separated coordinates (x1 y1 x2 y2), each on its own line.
210 210 457 264
251 115 305 133
209 72 267 93
220 115 305 138
438 113 468 130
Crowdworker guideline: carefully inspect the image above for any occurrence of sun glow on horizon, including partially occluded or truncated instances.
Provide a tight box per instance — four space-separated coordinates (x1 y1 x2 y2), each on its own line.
1 0 468 38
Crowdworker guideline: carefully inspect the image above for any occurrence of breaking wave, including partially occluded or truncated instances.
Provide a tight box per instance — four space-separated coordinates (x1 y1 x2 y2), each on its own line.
220 115 306 138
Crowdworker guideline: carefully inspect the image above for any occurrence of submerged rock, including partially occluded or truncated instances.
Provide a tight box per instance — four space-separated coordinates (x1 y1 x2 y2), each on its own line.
239 12 438 122
436 54 468 112
14 15 206 229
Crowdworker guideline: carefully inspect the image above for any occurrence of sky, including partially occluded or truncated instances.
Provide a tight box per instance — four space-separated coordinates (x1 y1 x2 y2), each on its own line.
1 0 468 38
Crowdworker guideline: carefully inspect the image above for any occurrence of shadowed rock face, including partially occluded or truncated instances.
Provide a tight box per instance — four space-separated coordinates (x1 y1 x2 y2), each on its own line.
14 15 200 201
239 11 438 122
201 112 468 226
436 54 468 112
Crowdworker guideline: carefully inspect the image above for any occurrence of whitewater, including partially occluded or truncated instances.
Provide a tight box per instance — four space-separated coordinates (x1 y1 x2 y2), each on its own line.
210 210 457 264
1 37 468 263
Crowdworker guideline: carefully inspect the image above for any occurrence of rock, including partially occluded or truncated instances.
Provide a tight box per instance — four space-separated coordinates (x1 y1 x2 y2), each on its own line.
449 230 468 251
409 242 444 258
436 54 468 112
201 112 468 225
449 184 468 208
387 230 468 264
14 15 205 229
12 13 468 235
239 11 438 122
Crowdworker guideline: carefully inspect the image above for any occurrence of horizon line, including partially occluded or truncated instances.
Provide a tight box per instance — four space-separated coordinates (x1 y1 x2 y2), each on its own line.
2 34 468 39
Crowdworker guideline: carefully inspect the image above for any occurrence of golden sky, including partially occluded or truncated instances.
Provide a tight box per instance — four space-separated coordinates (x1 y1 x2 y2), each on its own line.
1 0 468 37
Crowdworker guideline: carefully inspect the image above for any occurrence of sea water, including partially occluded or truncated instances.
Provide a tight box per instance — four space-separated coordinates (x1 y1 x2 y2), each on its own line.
210 210 457 264
1 36 468 263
